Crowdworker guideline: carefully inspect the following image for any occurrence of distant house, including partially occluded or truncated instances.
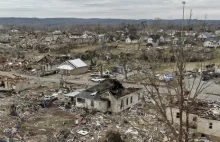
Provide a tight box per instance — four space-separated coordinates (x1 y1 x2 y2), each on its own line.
146 37 159 47
43 36 58 45
33 54 68 72
147 38 153 43
197 32 213 40
98 34 105 42
10 29 19 33
98 34 105 39
139 36 148 43
0 25 4 30
82 31 96 39
131 40 138 43
65 79 143 112
0 34 11 43
69 34 82 39
166 30 176 37
173 38 179 45
203 37 220 48
52 30 62 35
125 37 132 43
204 41 216 48
215 30 220 35
184 31 196 37
159 36 165 43
165 37 172 43
81 33 89 39
57 58 88 75
125 36 138 44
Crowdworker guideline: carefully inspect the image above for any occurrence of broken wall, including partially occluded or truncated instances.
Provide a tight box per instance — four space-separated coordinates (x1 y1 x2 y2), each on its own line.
109 90 143 113
59 66 88 75
70 67 88 75
166 107 198 126
197 117 220 141
75 97 108 112
41 64 58 71
15 79 43 92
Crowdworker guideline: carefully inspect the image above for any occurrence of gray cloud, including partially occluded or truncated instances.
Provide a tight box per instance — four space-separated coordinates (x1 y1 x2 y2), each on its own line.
0 0 219 19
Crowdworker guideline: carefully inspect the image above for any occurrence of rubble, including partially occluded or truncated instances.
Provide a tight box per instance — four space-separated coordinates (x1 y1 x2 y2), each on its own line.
0 23 220 142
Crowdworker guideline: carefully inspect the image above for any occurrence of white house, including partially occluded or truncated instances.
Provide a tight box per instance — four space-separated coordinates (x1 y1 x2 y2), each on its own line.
52 30 62 35
203 41 218 48
197 32 213 40
57 58 88 75
215 30 220 35
185 31 196 37
147 38 153 43
173 38 179 45
125 37 132 43
69 34 82 39
10 29 19 33
68 79 143 113
131 40 138 43
166 106 220 141
82 31 95 39
166 30 176 37
204 37 220 48
159 36 165 43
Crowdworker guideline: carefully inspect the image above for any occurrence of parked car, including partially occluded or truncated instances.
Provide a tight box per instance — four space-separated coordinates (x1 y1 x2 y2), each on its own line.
90 77 105 82
202 75 211 81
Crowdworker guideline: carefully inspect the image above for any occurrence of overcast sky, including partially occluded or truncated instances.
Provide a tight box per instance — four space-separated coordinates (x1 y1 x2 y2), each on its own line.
0 0 219 20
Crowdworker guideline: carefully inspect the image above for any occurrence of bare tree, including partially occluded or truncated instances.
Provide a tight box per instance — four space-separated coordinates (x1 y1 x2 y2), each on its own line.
131 10 212 141
119 52 131 80
134 45 212 141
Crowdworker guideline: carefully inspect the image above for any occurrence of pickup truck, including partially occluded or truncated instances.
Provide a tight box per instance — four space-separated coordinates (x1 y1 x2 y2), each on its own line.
90 77 105 83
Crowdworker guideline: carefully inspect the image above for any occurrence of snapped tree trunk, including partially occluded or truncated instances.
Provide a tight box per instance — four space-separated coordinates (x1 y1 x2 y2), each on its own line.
100 65 103 77
123 63 128 80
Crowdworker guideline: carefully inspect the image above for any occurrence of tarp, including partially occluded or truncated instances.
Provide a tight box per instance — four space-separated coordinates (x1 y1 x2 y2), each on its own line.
165 74 173 79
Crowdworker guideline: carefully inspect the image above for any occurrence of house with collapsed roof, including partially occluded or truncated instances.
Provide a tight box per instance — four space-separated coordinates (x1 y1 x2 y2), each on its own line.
65 79 143 112
166 101 220 141
33 54 65 72
57 58 88 75
0 75 42 92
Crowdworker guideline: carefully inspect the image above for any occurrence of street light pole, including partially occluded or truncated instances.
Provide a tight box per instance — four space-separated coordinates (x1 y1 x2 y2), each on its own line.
181 1 186 45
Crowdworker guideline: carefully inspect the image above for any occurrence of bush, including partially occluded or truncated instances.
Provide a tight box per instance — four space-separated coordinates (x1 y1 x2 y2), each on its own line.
102 130 124 142
0 55 7 63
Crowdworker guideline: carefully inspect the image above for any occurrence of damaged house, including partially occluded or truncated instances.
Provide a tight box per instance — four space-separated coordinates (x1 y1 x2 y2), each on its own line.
57 58 88 75
33 54 65 72
166 101 220 141
0 75 42 92
66 79 143 113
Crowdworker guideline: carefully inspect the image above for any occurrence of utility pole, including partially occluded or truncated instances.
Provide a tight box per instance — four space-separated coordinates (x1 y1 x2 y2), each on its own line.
181 1 186 45
204 14 207 32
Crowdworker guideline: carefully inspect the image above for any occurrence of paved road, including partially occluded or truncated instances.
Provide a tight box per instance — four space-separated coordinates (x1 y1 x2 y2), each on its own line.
185 77 220 100
123 77 220 101
0 71 93 85
0 70 220 100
